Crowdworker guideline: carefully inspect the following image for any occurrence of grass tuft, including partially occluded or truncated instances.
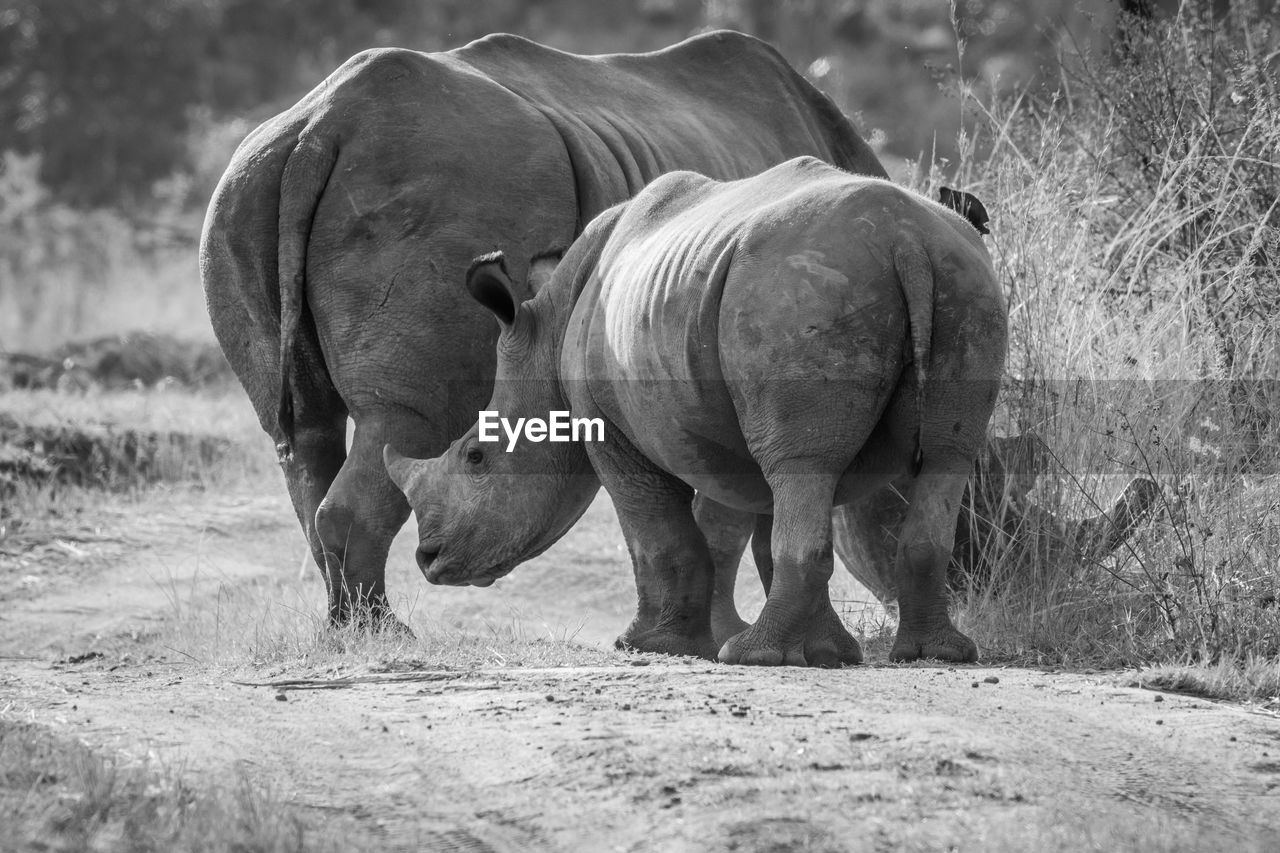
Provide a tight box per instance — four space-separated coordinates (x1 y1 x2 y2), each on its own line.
0 720 343 852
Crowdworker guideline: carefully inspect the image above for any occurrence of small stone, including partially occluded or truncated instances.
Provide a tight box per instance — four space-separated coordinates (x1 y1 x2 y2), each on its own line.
983 676 999 684
621 703 632 711
1154 695 1164 703
545 694 556 702
275 693 288 702
971 682 980 688
1156 719 1163 725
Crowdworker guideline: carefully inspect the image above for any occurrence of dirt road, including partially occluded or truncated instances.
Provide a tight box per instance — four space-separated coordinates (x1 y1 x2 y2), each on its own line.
2 486 1279 851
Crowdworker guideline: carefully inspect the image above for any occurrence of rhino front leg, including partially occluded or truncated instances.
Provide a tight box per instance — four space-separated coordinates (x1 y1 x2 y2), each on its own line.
691 494 754 646
719 471 854 667
589 430 717 659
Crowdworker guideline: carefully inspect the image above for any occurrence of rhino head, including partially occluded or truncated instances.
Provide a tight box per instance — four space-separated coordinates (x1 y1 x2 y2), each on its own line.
383 251 600 587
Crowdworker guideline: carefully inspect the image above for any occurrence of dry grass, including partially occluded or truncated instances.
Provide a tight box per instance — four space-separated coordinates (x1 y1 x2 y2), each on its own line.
928 2 1280 690
152 574 630 674
0 386 276 603
0 720 343 853
1 386 273 512
1137 655 1280 709
0 387 263 441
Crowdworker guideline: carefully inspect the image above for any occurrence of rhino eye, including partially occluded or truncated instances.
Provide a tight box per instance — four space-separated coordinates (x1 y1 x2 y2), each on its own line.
465 447 484 466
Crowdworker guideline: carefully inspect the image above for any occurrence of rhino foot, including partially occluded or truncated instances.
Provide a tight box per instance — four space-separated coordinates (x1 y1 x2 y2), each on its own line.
889 626 978 663
717 623 808 667
717 635 806 666
804 612 863 668
615 627 718 660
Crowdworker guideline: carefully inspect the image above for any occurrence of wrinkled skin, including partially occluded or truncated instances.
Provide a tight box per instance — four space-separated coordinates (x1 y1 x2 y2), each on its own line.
199 31 888 627
388 158 1008 665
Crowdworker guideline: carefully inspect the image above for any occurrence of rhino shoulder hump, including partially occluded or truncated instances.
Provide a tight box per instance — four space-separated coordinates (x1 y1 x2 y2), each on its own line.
663 29 783 69
333 47 437 87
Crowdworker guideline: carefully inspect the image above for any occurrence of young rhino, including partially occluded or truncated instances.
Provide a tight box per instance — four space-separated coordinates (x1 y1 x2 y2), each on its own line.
385 156 1007 666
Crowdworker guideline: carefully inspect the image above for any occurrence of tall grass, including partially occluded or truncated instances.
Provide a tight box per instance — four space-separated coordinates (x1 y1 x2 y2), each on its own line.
937 1 1280 677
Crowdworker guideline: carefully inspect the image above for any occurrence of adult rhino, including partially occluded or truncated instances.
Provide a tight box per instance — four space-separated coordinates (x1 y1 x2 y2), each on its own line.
385 158 1008 665
199 31 888 627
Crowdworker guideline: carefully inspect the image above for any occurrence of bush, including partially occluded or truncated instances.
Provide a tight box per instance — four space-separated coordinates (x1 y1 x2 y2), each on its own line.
947 0 1280 667
0 151 208 351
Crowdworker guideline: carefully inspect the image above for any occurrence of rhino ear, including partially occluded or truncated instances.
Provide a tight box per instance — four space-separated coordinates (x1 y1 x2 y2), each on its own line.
466 251 519 326
527 247 566 296
939 187 991 235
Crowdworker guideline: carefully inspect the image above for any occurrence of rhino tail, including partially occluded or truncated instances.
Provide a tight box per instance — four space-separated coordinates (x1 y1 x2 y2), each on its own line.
275 130 339 457
892 241 935 474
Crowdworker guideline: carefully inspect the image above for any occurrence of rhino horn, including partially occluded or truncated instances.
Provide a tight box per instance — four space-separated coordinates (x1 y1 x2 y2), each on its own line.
383 444 422 495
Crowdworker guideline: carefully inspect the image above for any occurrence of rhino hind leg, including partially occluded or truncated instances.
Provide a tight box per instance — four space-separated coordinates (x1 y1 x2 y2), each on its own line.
741 513 862 668
206 297 372 629
279 415 346 593
691 494 755 646
313 415 420 631
890 464 978 663
719 471 854 667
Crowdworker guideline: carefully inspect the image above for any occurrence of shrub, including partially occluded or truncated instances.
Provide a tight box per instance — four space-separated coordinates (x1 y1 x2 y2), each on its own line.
945 0 1280 668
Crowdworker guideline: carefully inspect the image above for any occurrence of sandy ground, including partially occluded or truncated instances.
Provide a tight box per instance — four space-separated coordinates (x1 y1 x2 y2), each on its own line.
2 486 1279 851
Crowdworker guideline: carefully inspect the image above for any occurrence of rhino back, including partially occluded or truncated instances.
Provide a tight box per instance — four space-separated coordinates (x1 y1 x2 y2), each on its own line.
203 47 582 440
453 30 887 224
563 159 998 504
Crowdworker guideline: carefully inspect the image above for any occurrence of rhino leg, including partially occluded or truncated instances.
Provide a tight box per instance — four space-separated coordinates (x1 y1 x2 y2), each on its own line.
719 471 852 667
311 413 427 630
590 430 717 659
691 494 754 646
890 464 978 663
279 412 347 603
203 276 375 629
743 513 862 668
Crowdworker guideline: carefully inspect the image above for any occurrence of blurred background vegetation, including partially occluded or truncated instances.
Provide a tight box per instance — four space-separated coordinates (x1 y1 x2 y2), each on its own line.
0 0 1134 348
